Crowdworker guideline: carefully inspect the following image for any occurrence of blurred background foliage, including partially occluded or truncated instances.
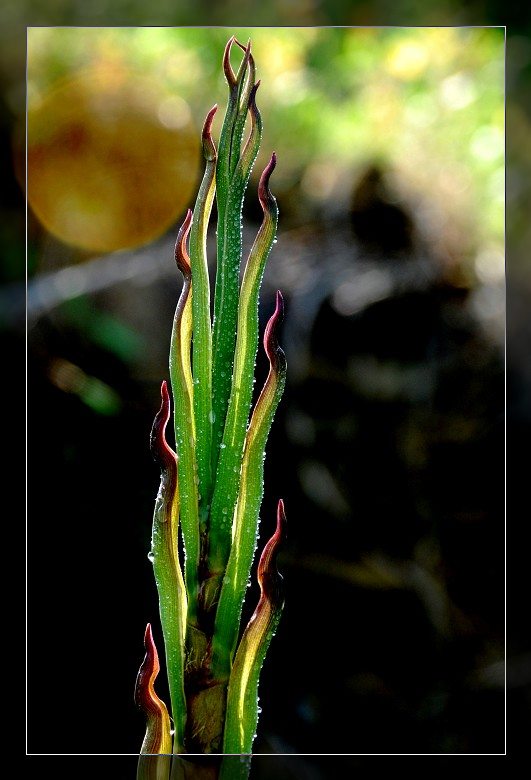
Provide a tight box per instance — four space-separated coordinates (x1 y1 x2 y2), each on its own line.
0 0 522 768
23 27 503 268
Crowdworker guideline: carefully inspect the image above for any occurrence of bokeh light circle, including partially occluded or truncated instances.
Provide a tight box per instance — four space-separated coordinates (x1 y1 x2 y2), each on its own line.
27 66 200 253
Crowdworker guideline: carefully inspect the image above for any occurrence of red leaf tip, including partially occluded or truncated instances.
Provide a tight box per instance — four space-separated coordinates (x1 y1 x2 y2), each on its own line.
203 104 217 137
257 499 286 606
135 622 171 754
174 209 193 276
235 38 251 53
202 105 218 161
150 379 175 470
258 153 277 212
248 80 260 109
144 622 155 654
263 290 284 364
277 498 286 527
223 37 237 87
143 622 161 681
135 622 160 710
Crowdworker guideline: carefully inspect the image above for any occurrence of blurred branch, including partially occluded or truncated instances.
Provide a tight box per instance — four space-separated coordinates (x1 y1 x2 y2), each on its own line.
2 234 176 329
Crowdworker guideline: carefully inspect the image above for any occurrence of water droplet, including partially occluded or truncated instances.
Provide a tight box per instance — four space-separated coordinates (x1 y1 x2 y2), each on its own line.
209 411 216 423
147 551 155 563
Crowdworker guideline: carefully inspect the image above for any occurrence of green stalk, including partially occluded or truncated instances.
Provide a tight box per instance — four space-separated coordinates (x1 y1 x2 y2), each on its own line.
149 381 187 753
219 756 252 780
208 153 277 575
211 40 260 480
169 210 200 626
189 106 218 522
212 292 286 680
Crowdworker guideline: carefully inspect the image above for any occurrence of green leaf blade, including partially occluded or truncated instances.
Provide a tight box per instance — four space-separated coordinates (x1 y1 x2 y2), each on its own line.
169 210 200 626
208 154 278 575
212 292 286 680
149 381 187 753
222 500 286 754
211 41 261 483
189 106 217 520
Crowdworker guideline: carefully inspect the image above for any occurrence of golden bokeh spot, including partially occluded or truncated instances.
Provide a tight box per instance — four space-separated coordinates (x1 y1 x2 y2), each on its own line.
386 39 429 80
27 66 200 254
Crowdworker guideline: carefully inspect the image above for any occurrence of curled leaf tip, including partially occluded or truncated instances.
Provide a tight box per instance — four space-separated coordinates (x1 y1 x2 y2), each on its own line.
223 36 237 87
203 104 218 137
174 209 193 276
202 105 218 161
150 380 176 469
258 499 286 606
248 81 260 108
264 290 285 365
235 38 252 55
135 625 160 710
135 624 172 754
258 153 277 212
234 38 252 84
144 623 158 670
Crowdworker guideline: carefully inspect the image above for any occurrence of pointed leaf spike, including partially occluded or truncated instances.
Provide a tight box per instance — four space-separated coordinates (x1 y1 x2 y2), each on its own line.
234 38 252 81
265 290 284 365
174 209 193 277
259 152 277 211
234 38 252 54
249 80 261 106
202 104 218 162
150 380 176 474
135 624 172 755
251 79 261 96
234 82 263 184
223 36 237 87
234 38 254 79
258 499 286 608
